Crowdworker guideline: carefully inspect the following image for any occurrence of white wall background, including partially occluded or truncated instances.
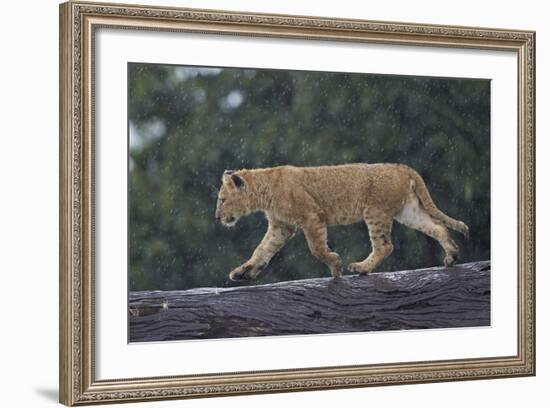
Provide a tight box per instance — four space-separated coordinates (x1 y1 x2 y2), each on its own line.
0 0 546 407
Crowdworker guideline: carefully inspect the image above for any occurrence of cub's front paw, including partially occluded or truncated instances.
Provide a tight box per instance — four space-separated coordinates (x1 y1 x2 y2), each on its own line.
347 262 370 275
329 252 343 278
229 263 260 281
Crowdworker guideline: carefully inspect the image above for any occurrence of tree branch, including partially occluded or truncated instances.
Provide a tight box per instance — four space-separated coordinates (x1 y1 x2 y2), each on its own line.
129 261 490 342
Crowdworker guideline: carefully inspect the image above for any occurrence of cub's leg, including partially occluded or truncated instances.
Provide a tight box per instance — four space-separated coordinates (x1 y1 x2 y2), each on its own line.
348 211 394 275
394 196 459 266
302 216 343 278
229 217 296 281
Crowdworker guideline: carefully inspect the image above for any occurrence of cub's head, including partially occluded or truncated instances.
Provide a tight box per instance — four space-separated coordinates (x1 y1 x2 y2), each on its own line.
215 170 248 227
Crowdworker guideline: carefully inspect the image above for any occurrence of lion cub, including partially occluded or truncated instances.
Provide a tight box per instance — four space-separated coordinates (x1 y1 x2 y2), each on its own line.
215 164 469 281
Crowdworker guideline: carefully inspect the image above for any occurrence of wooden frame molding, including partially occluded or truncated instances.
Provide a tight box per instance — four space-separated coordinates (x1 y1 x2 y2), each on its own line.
59 1 535 405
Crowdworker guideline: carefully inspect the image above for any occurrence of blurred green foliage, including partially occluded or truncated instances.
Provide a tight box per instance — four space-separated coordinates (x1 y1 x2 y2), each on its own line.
128 63 490 291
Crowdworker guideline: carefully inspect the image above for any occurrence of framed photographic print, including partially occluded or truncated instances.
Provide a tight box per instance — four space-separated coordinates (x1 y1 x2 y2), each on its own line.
59 1 536 405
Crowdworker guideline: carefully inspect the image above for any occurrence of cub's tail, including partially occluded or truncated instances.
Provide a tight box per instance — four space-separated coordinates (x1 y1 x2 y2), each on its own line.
408 168 470 239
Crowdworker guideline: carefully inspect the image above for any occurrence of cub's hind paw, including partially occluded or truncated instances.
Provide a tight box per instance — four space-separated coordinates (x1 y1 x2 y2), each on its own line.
444 253 458 267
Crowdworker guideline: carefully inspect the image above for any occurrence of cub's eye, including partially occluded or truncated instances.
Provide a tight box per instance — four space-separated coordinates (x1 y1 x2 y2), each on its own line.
220 198 226 204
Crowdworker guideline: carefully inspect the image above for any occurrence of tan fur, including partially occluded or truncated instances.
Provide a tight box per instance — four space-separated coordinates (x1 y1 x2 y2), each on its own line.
215 164 469 281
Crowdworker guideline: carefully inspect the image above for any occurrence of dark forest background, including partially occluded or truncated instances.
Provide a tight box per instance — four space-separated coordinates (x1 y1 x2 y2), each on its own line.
128 63 490 291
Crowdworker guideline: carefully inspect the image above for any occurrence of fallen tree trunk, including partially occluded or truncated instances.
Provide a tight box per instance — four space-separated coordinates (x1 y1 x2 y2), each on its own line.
129 260 490 342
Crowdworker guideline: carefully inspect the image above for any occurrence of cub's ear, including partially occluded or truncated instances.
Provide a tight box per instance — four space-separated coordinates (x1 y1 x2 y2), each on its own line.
231 174 245 189
222 170 245 189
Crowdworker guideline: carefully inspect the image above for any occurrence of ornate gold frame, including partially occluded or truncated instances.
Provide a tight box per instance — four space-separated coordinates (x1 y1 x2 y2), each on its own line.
59 1 536 405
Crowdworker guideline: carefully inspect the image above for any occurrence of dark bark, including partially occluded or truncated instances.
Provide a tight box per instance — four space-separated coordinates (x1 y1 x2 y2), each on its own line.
129 260 490 342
